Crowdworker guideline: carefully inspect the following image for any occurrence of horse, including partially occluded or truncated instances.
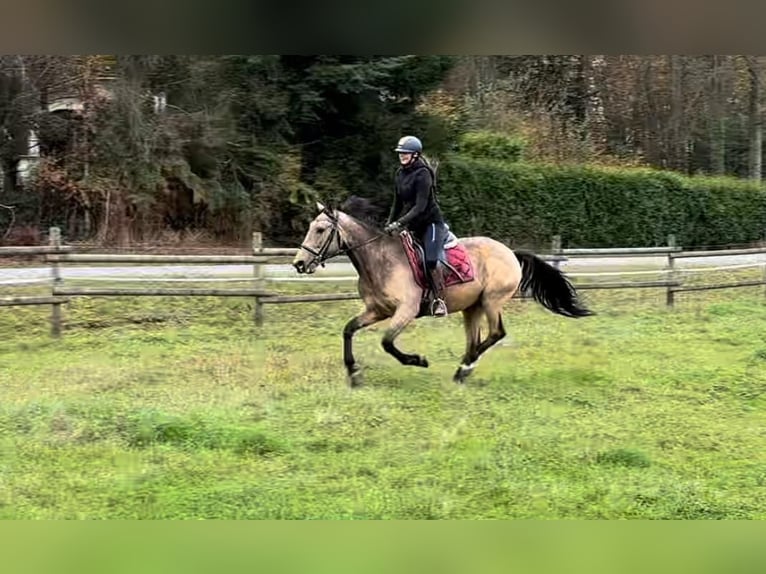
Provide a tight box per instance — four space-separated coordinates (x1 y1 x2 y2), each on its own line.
292 200 593 386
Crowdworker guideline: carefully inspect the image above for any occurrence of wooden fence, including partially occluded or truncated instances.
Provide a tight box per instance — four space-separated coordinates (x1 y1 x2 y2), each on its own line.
0 228 72 337
3 228 766 337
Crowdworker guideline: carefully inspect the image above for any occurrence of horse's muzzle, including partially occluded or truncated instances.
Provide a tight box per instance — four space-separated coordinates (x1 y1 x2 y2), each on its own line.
293 260 306 274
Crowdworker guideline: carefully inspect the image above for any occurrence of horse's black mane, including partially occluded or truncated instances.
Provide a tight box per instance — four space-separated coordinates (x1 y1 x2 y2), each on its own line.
339 195 386 229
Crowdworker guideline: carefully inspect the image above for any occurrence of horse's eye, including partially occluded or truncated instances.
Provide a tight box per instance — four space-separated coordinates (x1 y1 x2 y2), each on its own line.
317 228 326 234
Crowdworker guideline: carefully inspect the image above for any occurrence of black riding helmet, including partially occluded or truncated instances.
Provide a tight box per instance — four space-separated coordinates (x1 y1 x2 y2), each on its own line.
394 135 423 154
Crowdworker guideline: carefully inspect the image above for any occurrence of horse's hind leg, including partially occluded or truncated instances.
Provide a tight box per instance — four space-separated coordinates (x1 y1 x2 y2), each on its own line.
453 304 483 383
453 298 508 383
474 307 506 358
381 303 428 368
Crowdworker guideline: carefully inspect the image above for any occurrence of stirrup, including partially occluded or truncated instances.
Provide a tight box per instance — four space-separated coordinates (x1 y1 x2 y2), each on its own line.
430 298 448 317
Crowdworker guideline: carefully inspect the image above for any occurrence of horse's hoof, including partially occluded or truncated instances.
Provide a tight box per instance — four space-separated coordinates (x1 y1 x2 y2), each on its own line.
403 355 429 368
453 362 476 383
348 366 364 387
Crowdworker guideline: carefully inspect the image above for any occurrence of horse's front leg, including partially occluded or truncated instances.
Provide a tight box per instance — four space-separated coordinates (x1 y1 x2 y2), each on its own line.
343 308 384 387
381 302 428 368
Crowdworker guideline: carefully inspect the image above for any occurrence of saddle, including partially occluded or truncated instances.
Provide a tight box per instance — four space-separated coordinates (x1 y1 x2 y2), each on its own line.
400 229 475 292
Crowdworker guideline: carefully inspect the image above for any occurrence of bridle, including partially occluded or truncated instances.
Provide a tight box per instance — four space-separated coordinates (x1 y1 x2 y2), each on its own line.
299 207 384 268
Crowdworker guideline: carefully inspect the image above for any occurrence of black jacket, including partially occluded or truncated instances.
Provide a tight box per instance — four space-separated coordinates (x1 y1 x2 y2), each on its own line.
387 158 444 236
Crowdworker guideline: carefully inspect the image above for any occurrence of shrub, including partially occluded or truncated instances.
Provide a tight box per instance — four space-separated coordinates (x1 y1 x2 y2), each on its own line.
456 131 525 162
438 154 766 249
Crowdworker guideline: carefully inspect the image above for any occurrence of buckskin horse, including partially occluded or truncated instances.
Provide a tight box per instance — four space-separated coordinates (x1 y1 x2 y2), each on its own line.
292 199 593 386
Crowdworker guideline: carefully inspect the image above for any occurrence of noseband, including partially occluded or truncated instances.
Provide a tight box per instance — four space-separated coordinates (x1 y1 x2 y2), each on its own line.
299 208 383 268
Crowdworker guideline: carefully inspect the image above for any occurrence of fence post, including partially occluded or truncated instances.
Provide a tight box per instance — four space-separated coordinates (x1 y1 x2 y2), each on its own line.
252 231 264 326
665 233 676 308
763 228 766 298
49 227 62 337
551 234 562 269
762 258 766 298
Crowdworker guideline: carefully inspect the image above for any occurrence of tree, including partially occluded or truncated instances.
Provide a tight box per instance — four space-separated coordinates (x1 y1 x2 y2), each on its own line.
21 55 455 245
744 56 763 182
0 56 31 194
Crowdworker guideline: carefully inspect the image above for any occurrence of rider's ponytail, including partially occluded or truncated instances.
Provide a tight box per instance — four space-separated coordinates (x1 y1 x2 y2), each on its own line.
421 154 439 178
420 154 439 197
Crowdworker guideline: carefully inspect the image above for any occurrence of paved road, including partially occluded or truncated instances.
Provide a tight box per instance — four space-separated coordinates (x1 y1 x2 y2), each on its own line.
1 253 765 285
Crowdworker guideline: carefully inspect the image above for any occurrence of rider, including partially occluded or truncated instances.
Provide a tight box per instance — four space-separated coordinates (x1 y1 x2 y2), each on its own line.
384 135 449 317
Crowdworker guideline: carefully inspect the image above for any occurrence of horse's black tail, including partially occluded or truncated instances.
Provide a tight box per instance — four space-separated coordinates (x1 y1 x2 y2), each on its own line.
515 251 594 318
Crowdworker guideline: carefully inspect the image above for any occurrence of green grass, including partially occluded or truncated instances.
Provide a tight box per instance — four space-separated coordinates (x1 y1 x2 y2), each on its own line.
1 274 766 519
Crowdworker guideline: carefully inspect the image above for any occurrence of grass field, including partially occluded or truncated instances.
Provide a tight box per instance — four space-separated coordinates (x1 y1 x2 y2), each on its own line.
1 274 766 519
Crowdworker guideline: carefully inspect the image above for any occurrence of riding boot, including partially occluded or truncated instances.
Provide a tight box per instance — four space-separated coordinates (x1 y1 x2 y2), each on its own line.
428 265 448 317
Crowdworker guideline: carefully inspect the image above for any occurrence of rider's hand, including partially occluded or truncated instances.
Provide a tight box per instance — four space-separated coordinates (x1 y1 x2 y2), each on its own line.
384 221 401 234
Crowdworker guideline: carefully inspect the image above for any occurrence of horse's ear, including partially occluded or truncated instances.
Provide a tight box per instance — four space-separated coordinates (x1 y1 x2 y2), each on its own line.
316 201 326 212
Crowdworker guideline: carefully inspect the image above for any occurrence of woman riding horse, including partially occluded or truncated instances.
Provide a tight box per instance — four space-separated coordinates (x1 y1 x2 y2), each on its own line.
292 199 593 387
384 135 449 317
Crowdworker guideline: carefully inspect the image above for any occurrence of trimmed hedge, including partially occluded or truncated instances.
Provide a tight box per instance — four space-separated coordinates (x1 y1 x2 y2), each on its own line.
455 131 525 162
437 155 766 249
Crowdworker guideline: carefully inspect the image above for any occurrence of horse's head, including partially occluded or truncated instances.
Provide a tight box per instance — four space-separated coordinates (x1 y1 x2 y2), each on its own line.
293 202 344 274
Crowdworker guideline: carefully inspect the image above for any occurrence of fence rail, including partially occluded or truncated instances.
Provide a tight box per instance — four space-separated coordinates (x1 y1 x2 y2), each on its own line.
4 228 766 336
558 246 681 257
47 254 291 264
670 279 766 293
669 246 766 259
0 245 74 255
576 280 682 290
52 287 274 298
0 296 69 307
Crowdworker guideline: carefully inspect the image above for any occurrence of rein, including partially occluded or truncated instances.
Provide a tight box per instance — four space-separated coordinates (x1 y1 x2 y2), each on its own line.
299 208 384 267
